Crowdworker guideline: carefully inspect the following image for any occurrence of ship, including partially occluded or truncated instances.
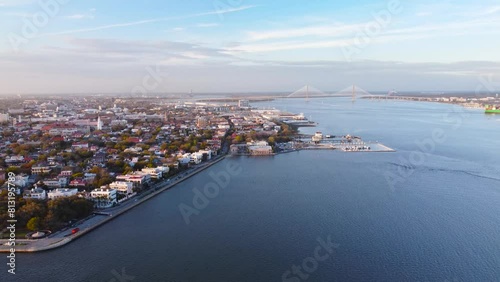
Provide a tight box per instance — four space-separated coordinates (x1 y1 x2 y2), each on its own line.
485 105 500 114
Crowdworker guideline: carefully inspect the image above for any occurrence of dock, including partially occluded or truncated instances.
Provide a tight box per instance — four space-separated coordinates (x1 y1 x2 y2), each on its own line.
282 133 395 153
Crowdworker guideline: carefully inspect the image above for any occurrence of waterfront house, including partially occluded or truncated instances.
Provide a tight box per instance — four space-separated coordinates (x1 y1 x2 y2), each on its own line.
91 188 117 209
47 188 78 199
108 181 133 195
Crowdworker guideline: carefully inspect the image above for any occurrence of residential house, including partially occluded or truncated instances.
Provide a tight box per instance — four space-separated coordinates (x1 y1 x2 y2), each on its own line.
32 164 51 175
90 188 117 208
23 188 47 200
108 181 133 195
47 188 78 199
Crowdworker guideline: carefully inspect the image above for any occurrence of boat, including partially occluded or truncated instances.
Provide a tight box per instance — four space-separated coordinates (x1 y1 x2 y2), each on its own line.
485 105 500 114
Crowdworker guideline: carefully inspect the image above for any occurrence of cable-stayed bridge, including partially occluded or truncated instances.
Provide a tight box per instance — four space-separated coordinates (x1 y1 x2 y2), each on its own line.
286 85 383 101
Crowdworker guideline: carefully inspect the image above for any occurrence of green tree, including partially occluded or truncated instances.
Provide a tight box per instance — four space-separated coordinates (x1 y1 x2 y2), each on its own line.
27 217 41 231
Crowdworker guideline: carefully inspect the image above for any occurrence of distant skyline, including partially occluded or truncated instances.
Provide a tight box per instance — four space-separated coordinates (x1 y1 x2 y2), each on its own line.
1 0 500 94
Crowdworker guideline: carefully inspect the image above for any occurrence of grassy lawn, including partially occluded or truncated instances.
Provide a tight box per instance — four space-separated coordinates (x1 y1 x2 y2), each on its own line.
0 228 30 239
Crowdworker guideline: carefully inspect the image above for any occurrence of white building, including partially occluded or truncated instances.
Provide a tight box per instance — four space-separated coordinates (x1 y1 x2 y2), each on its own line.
141 166 169 179
198 150 212 160
13 174 29 188
47 188 78 199
97 116 103 130
91 188 117 208
312 132 323 142
0 113 9 123
108 181 133 195
23 188 47 200
177 154 191 165
43 177 68 188
238 100 250 108
116 172 151 188
32 165 51 175
190 152 203 164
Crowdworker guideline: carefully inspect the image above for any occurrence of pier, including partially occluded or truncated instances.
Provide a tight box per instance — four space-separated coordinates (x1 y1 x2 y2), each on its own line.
285 134 395 153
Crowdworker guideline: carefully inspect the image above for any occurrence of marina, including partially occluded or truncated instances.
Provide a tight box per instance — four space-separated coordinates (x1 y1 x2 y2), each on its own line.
284 132 395 153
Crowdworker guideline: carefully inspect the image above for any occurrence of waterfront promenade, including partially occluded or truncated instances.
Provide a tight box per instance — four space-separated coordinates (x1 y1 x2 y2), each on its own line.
0 156 226 253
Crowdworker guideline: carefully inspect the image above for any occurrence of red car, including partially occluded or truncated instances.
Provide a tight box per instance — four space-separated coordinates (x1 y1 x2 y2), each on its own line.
71 228 80 234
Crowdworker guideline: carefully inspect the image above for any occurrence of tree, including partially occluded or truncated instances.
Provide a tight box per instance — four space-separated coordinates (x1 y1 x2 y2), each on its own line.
18 200 47 227
27 217 41 231
234 135 244 143
160 143 168 151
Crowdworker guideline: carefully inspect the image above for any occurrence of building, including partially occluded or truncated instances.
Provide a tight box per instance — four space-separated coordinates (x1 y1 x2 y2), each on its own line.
177 154 191 165
84 173 97 182
97 116 103 130
47 188 78 199
190 152 203 164
23 188 47 200
230 144 248 155
59 170 72 177
0 113 9 123
108 181 133 195
196 117 208 128
69 178 87 187
198 150 212 160
116 172 151 188
90 188 117 208
12 174 29 188
238 100 250 108
141 167 164 179
312 132 323 143
72 142 89 150
248 145 273 156
32 165 51 175
43 177 68 188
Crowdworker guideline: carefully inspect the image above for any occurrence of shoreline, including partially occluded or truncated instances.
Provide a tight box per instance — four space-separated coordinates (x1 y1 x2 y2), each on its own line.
0 156 227 253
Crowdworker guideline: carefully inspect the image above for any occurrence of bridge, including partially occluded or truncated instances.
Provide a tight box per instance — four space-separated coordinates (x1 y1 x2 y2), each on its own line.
286 85 389 101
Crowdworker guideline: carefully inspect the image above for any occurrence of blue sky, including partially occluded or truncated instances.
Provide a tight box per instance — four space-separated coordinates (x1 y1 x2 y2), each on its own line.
1 0 500 94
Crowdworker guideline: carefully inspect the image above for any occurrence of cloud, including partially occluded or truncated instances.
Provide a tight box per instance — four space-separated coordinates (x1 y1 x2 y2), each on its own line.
229 17 500 54
480 5 500 15
170 27 185 32
196 23 220 28
65 8 96 20
38 5 257 37
3 11 29 17
0 0 33 6
246 23 365 41
66 14 95 20
1 56 498 94
415 11 432 17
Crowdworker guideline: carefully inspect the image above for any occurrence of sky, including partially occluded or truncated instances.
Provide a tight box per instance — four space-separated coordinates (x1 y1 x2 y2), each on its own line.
1 0 500 95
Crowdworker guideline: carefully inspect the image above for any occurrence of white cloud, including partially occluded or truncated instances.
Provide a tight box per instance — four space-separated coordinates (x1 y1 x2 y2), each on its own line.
65 8 96 20
39 5 257 37
0 0 33 6
482 5 500 15
415 11 432 17
170 27 185 32
66 14 94 20
231 17 500 54
246 23 365 41
196 23 220 28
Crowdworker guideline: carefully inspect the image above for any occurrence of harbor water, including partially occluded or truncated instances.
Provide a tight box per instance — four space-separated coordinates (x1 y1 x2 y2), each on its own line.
6 97 500 281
